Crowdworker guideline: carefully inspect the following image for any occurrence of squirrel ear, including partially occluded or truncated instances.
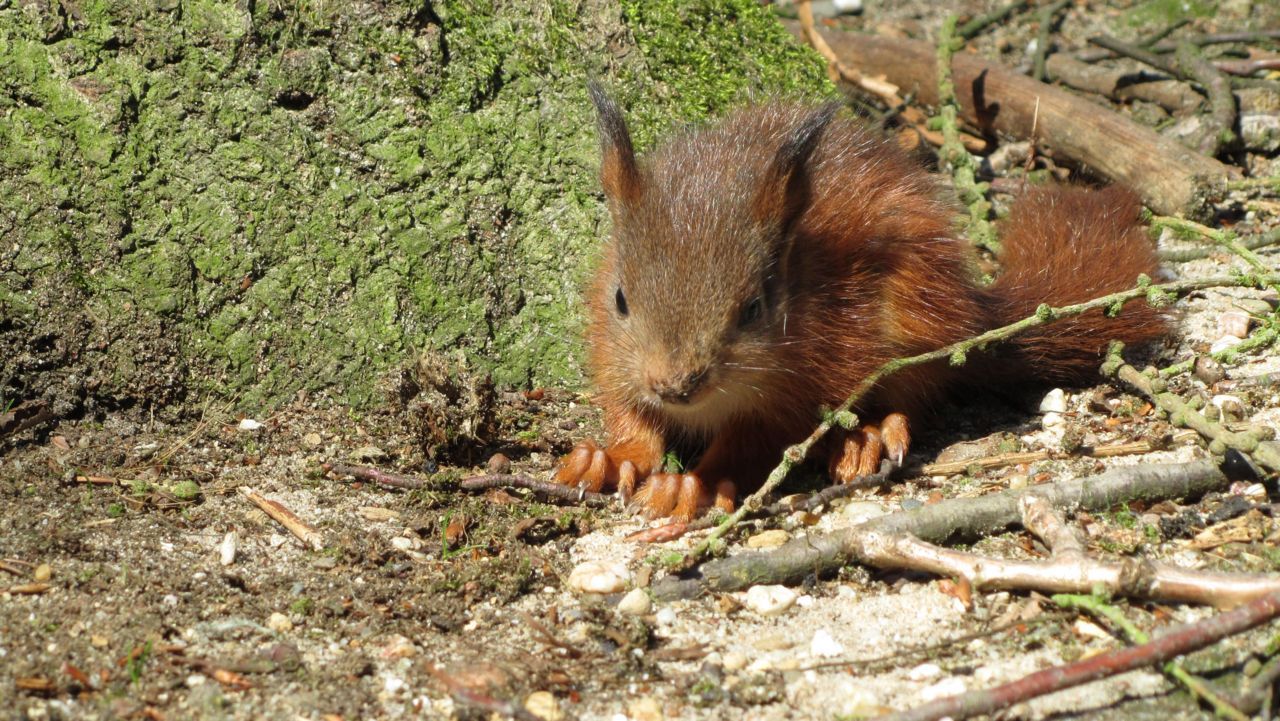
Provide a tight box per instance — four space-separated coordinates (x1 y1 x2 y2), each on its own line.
588 81 643 206
752 101 840 224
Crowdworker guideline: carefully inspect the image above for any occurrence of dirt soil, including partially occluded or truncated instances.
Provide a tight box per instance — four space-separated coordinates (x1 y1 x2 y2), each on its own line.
4 1 1280 720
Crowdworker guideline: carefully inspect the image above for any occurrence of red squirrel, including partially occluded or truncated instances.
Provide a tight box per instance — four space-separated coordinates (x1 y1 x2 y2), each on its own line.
555 85 1168 521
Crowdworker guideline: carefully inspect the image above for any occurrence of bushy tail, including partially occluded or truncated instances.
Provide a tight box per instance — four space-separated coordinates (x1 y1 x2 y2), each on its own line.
983 185 1169 384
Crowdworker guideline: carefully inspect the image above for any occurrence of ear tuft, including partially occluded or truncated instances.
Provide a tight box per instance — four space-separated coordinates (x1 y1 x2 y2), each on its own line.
588 81 643 206
753 101 841 223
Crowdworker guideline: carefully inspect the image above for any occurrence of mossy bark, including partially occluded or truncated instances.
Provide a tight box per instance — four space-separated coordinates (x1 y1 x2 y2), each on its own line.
0 0 830 417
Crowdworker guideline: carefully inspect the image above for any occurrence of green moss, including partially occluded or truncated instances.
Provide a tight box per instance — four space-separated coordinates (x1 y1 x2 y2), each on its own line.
1 0 829 413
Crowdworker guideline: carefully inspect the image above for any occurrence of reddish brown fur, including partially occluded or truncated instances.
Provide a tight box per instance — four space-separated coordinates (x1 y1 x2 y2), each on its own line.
560 98 1167 521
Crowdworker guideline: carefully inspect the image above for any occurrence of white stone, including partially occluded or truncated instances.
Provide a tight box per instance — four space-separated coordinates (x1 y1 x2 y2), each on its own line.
524 691 563 721
1041 411 1065 430
841 501 889 524
745 529 790 549
616 588 652 616
919 676 966 702
743 585 798 616
1218 310 1251 339
908 662 942 680
267 612 293 633
796 594 815 608
723 652 749 671
810 629 844 657
1210 334 1244 354
567 561 630 595
1039 388 1068 414
237 418 263 431
219 531 237 566
654 607 677 626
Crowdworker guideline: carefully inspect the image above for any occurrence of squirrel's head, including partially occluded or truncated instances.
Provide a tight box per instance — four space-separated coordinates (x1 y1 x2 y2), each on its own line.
585 84 838 433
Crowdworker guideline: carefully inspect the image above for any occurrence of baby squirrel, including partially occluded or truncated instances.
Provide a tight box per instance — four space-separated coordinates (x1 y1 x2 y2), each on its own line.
555 85 1168 521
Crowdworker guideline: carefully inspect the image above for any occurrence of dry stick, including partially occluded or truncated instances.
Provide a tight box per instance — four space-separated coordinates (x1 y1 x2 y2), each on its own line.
1045 53 1203 112
957 0 1030 40
1031 0 1072 82
878 589 1280 721
240 488 324 551
921 439 1161 477
458 472 613 507
1151 215 1280 296
1175 42 1239 156
1157 227 1280 263
794 2 984 153
678 272 1277 569
1104 352 1280 474
1239 651 1280 715
1018 494 1084 558
1217 58 1280 76
658 460 1231 600
1055 594 1250 721
800 25 1235 217
323 462 432 490
1078 29 1280 62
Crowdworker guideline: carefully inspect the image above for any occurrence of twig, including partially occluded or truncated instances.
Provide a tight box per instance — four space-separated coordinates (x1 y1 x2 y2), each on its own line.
1088 35 1176 74
1157 227 1280 262
877 588 1280 721
921 439 1162 477
1018 494 1084 558
1158 317 1279 378
1239 651 1280 714
323 462 431 490
1175 42 1239 156
679 272 1278 569
1078 29 1280 63
427 665 543 721
1031 0 1071 82
240 488 324 550
1056 594 1250 721
1104 348 1280 473
1216 58 1280 76
659 460 1231 599
1150 216 1280 295
459 472 613 508
935 15 999 254
957 0 1029 40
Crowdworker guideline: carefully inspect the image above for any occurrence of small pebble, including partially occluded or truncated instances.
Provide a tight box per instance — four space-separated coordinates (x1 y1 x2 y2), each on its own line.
390 536 421 551
810 629 844 657
616 588 652 616
723 652 749 671
841 501 888 524
1218 310 1251 339
745 529 790 549
1211 394 1245 420
796 594 815 608
486 453 512 474
219 532 237 566
33 564 52 582
237 418 263 431
302 432 322 447
836 683 881 717
744 585 798 616
1038 388 1067 414
1006 474 1029 489
908 662 942 681
267 612 293 633
627 697 663 721
1210 335 1243 354
654 607 677 626
919 677 966 702
1073 619 1109 639
358 507 400 522
1041 411 1065 430
567 561 630 595
1194 356 1226 385
524 691 563 721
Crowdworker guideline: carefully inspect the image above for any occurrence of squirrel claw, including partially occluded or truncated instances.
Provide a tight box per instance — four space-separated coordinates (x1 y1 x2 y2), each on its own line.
554 440 614 493
829 413 911 483
632 472 705 522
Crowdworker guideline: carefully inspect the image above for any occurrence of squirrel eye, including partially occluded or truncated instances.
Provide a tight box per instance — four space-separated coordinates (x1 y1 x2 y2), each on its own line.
739 297 765 328
614 287 629 317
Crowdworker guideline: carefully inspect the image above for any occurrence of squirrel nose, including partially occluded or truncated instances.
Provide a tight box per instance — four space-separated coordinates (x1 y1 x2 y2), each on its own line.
649 367 709 404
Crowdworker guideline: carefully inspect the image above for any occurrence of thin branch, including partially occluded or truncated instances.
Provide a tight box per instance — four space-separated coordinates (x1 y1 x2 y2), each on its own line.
957 0 1030 40
459 473 613 507
1175 42 1238 156
877 588 1280 721
1157 227 1280 262
240 488 324 551
936 15 999 254
324 462 431 490
1031 0 1071 82
659 460 1230 599
1105 347 1280 473
1056 594 1250 721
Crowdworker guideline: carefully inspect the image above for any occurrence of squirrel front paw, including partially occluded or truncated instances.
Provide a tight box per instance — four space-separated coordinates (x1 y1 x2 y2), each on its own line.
828 412 910 483
554 440 639 498
631 472 736 522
